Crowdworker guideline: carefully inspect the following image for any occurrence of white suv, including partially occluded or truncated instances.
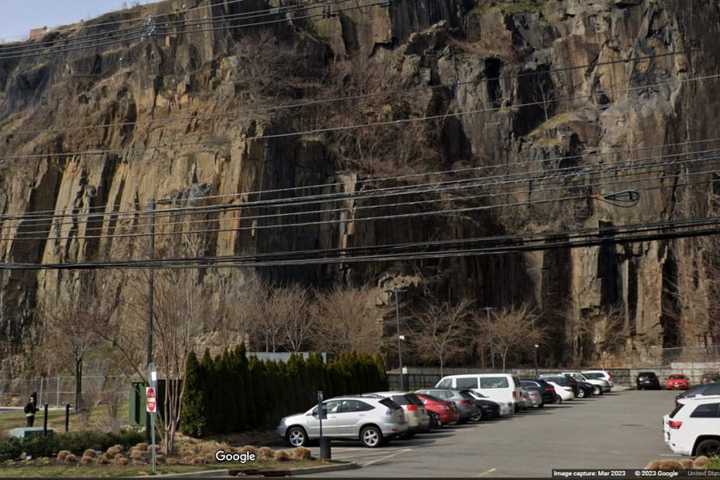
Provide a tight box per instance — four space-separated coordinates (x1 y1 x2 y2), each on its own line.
663 396 720 457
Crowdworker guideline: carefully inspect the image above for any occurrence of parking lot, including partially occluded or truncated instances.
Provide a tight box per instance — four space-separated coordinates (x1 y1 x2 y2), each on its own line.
303 390 678 477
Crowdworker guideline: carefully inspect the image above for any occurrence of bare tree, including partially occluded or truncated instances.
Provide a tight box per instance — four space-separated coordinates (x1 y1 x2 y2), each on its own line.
413 300 472 377
311 287 383 354
277 286 313 353
478 305 544 371
39 274 120 412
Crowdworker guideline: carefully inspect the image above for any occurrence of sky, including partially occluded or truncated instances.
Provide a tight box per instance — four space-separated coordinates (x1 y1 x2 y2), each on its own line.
0 0 161 42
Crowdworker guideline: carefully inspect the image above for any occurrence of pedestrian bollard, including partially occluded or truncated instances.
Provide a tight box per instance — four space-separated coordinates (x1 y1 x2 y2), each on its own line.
64 404 70 432
43 404 48 436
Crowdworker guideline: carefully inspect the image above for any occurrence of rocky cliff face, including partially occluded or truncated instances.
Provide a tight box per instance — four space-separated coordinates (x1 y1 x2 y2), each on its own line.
0 0 718 369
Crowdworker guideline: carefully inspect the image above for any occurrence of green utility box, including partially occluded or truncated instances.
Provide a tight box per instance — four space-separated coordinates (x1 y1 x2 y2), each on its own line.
129 380 178 427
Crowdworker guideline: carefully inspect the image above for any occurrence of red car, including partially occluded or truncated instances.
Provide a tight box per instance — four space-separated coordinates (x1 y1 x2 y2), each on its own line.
666 374 690 390
416 393 459 428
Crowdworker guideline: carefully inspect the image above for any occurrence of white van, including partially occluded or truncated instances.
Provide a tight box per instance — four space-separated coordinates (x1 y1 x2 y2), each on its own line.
434 374 522 416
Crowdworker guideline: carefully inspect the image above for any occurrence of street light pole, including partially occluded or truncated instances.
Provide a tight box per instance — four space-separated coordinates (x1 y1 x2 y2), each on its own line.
145 198 156 442
394 288 404 390
534 344 540 378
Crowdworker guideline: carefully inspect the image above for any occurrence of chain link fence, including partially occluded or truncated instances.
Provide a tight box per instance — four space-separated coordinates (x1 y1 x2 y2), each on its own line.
0 376 130 408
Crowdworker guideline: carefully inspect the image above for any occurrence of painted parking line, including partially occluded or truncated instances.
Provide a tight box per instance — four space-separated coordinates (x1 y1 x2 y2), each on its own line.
360 448 413 467
475 468 497 477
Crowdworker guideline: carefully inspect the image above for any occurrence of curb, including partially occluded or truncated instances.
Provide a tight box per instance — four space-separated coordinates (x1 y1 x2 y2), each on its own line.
286 461 361 476
130 469 231 478
230 461 360 477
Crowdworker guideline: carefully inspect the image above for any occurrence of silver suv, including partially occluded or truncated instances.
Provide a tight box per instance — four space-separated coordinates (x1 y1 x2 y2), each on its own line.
277 396 408 448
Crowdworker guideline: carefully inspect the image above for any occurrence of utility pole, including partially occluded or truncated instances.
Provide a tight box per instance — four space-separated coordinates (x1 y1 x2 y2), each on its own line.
483 307 495 370
145 198 156 442
394 288 404 390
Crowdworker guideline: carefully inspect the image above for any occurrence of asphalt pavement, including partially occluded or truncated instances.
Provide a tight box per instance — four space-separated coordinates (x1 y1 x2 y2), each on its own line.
302 390 679 477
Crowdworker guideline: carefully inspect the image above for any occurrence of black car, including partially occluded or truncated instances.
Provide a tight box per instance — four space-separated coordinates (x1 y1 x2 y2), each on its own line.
563 374 594 398
701 372 720 384
636 371 661 390
522 379 557 404
460 390 501 419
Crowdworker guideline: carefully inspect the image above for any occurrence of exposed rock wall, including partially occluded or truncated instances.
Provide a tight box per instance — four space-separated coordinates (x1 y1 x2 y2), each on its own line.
0 0 718 369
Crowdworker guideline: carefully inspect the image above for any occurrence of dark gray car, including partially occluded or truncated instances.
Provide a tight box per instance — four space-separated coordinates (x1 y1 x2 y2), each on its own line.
415 388 480 422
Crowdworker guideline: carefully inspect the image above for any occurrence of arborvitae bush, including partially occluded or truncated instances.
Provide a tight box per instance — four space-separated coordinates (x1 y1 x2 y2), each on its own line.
180 349 388 436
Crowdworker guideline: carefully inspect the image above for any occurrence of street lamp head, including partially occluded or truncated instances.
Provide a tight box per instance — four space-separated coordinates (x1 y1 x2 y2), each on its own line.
534 344 539 349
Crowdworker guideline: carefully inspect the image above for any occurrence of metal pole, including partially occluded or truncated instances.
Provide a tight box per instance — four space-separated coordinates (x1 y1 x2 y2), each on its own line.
149 363 157 475
65 403 70 432
534 345 539 378
146 198 156 442
43 403 48 435
395 288 404 390
56 376 60 408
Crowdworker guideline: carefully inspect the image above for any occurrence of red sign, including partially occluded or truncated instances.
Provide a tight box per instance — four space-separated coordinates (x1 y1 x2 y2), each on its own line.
146 387 157 414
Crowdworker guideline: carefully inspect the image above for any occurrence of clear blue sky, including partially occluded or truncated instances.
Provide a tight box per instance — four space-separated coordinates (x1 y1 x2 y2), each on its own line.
0 0 160 41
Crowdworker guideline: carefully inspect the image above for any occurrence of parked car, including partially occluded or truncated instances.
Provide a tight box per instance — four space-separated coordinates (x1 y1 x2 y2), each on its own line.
366 391 431 434
415 388 480 423
701 372 720 384
563 371 610 395
461 390 502 419
677 382 720 402
540 374 593 398
520 380 554 406
277 396 407 448
521 386 542 408
637 371 661 390
435 374 521 415
663 396 720 456
544 379 574 403
415 393 459 428
582 370 615 390
666 374 690 390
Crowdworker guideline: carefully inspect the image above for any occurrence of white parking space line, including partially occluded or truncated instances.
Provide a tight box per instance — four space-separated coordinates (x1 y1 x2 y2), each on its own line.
360 448 413 467
475 468 497 477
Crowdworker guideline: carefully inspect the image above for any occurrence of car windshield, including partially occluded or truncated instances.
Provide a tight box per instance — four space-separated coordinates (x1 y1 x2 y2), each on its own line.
583 373 604 379
480 377 509 388
639 372 656 377
669 375 686 379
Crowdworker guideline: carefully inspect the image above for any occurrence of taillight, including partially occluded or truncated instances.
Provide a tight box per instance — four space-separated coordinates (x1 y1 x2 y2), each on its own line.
407 404 417 412
513 391 518 400
668 420 683 429
544 386 554 392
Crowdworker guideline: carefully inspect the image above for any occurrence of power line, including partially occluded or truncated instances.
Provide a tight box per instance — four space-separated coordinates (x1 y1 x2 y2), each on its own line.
2 215 719 270
5 133 720 222
1 50 685 139
5 146 720 231
5 172 717 243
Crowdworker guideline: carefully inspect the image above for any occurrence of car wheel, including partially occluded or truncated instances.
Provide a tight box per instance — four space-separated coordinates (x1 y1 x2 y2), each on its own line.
555 394 563 404
696 438 720 457
360 426 383 448
577 389 586 398
593 386 601 396
286 426 307 448
429 413 440 428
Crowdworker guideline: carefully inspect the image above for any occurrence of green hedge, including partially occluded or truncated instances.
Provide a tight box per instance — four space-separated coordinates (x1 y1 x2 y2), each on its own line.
0 430 144 461
180 346 388 437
